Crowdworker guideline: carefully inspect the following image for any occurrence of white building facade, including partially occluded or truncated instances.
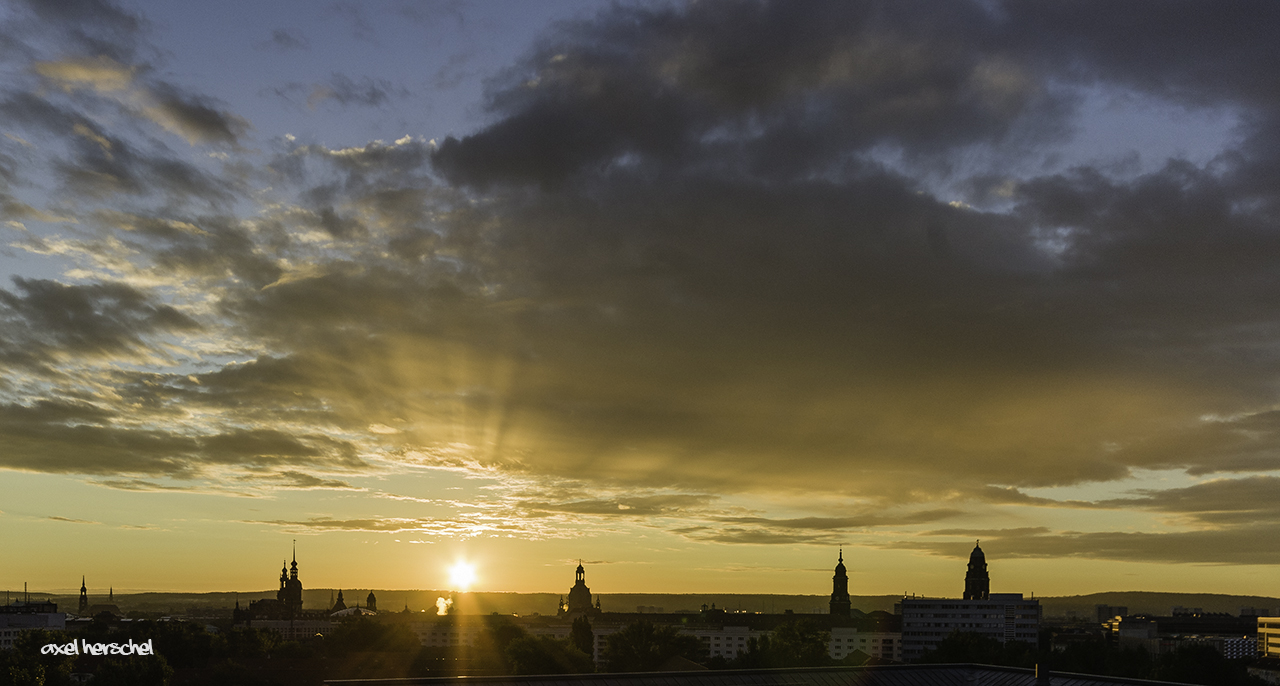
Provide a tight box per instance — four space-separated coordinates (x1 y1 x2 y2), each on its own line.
899 593 1041 661
0 602 66 650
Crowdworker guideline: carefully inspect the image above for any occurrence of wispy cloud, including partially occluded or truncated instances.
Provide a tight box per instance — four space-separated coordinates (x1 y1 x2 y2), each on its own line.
47 515 99 524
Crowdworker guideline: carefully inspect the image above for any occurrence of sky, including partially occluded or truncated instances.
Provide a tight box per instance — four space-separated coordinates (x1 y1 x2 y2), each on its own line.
1 0 1279 600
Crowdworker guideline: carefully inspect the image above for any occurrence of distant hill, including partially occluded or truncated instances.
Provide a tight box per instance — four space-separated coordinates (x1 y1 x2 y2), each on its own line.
1036 592 1280 618
38 590 1279 619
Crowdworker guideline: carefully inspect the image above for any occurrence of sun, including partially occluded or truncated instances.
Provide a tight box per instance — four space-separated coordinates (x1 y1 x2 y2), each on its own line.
448 561 477 591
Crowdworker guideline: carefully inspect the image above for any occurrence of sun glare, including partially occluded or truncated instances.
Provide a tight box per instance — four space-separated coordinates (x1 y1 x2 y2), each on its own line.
449 561 477 591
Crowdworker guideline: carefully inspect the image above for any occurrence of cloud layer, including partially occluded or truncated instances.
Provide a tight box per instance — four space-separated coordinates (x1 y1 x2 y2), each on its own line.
3 0 1280 568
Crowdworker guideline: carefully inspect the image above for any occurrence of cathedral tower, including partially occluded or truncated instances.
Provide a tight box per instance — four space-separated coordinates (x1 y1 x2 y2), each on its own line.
963 541 990 600
276 545 304 613
564 561 596 616
829 549 851 617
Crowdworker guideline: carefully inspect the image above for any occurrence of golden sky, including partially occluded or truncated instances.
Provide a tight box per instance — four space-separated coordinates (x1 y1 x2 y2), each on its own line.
1 0 1279 597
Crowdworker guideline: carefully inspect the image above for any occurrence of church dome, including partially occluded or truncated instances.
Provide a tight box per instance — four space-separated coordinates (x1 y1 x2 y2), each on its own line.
969 541 985 563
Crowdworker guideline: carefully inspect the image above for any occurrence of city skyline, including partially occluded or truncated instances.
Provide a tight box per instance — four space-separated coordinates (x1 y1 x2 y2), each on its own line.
2 0 1279 597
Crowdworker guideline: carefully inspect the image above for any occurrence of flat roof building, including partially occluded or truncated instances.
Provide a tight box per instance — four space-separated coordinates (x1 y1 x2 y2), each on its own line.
897 543 1040 661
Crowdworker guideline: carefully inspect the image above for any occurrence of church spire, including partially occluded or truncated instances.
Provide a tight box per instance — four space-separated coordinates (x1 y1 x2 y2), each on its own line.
78 576 88 616
830 548 851 617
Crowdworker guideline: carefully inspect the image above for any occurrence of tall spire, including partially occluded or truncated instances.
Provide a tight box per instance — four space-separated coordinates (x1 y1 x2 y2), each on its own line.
830 548 851 617
79 576 88 615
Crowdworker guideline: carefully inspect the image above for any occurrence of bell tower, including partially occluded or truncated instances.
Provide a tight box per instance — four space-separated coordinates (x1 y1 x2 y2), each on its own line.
78 576 88 616
829 549 851 617
963 541 990 600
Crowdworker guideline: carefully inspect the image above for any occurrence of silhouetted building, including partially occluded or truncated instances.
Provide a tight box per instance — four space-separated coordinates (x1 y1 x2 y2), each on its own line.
1096 604 1128 623
1108 611 1258 658
280 549 303 613
75 579 121 619
560 561 600 617
77 577 87 616
367 590 377 612
830 549 851 617
332 589 347 612
899 594 1040 660
1 597 64 650
827 612 903 662
899 545 1039 660
962 541 989 600
74 578 120 618
234 548 333 639
341 664 1239 686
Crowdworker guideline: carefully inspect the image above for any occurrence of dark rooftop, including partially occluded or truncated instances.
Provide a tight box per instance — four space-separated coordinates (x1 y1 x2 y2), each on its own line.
324 664 1199 686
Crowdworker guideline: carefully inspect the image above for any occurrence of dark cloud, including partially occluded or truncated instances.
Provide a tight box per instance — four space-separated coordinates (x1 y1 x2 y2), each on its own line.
92 479 201 493
672 526 833 546
258 471 361 490
0 277 198 365
521 494 717 517
7 0 145 62
0 92 236 204
660 509 966 546
1108 412 1280 476
259 29 309 51
268 74 410 110
0 415 201 476
16 0 141 36
1097 476 1280 526
146 82 250 145
248 516 434 533
47 515 99 524
431 0 1071 187
245 515 545 538
713 510 966 531
0 398 364 477
309 74 408 108
200 429 362 468
1003 0 1280 109
893 526 1280 566
326 2 376 43
394 0 465 28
